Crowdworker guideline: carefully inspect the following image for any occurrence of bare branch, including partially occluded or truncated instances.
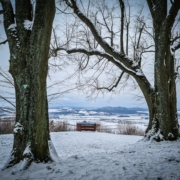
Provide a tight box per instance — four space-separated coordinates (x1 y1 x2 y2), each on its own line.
56 6 73 15
118 0 125 54
48 86 78 102
0 95 15 107
172 42 180 52
0 68 14 87
171 36 180 44
137 22 145 50
0 107 15 113
143 28 155 41
97 71 124 92
79 55 90 70
124 1 130 55
141 50 155 54
135 18 145 67
0 39 8 45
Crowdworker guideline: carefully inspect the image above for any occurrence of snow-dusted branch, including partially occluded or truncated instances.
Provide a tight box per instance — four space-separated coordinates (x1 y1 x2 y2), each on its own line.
55 47 139 76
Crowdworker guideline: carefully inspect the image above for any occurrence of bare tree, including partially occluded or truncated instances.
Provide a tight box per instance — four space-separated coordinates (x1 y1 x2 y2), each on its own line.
52 0 180 141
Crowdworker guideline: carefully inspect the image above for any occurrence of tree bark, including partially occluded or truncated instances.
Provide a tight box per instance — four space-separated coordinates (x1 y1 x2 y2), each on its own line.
145 0 180 140
1 0 55 168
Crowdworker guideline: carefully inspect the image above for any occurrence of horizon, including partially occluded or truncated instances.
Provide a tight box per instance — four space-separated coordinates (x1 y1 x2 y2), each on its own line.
2 105 180 111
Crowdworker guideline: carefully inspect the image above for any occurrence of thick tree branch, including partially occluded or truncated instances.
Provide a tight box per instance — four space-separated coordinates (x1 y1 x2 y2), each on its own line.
0 0 14 30
15 0 32 46
164 0 180 32
55 47 141 77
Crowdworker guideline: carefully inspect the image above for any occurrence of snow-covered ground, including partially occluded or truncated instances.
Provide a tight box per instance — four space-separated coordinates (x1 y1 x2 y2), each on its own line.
0 132 180 180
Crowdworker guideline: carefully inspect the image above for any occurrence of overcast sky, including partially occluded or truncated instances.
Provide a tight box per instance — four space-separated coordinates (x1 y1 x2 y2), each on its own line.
0 0 180 109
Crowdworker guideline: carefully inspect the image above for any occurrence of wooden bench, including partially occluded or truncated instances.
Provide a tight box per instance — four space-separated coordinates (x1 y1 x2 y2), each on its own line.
76 121 96 131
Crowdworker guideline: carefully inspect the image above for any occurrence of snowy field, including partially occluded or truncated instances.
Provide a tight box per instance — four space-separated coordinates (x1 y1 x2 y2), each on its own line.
49 114 149 132
0 132 180 180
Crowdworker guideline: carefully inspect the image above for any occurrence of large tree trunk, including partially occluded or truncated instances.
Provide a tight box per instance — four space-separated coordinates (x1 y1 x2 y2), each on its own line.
1 0 55 168
144 0 179 141
153 41 178 140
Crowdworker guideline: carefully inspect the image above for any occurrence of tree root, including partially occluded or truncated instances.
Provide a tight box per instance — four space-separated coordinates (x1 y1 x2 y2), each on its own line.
144 128 164 142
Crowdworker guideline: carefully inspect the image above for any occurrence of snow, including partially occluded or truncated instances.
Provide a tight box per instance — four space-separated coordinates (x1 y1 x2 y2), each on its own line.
164 59 166 66
49 109 61 113
7 24 16 31
89 111 97 114
1 132 180 179
13 122 23 133
7 23 21 48
79 110 89 115
12 54 16 59
22 84 29 89
77 121 95 125
132 61 138 67
168 133 174 139
23 20 33 31
136 69 144 76
23 143 32 156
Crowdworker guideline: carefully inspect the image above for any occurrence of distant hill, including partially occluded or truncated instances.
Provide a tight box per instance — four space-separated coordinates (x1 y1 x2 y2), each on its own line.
48 106 148 117
93 106 147 114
